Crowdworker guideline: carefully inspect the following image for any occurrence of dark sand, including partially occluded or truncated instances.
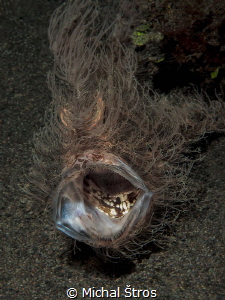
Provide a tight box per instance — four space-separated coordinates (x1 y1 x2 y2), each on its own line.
1 1 225 299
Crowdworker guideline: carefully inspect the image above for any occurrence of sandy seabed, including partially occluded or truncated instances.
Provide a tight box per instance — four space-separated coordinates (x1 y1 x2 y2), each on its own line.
1 1 225 299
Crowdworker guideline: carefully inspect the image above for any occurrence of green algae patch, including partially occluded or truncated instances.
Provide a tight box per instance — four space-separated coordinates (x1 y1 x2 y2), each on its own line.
132 24 164 46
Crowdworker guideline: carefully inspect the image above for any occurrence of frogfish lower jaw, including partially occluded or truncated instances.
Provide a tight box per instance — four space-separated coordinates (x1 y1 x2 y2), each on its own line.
53 151 153 248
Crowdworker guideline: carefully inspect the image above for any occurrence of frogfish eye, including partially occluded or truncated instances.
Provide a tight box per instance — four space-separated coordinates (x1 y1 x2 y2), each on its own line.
52 151 153 248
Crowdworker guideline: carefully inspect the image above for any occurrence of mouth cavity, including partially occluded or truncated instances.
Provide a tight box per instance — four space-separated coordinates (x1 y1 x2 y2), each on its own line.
53 152 153 247
83 168 141 218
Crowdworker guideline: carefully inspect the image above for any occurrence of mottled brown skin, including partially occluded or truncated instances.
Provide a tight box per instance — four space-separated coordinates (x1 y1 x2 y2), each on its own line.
27 0 225 258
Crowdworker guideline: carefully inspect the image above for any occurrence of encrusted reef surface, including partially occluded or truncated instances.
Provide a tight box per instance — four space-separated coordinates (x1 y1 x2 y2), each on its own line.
1 0 225 299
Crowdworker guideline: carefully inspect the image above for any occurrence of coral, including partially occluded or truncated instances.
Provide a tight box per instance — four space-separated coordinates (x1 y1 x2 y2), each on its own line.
133 0 225 94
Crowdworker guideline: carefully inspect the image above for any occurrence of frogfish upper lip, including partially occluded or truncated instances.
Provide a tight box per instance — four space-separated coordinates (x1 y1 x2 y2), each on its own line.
52 151 153 248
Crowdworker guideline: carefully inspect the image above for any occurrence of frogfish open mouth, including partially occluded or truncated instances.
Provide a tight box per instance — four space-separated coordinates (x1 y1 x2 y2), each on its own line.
53 151 152 247
27 0 225 257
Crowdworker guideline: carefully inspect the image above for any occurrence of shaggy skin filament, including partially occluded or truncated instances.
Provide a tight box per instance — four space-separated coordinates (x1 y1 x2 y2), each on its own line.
27 0 225 258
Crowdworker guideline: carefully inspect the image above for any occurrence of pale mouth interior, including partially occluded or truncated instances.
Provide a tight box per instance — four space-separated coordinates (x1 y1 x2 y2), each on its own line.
53 156 153 244
83 168 141 218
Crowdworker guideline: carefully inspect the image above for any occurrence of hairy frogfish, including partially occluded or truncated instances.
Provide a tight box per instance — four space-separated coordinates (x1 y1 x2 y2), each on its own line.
28 0 225 257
